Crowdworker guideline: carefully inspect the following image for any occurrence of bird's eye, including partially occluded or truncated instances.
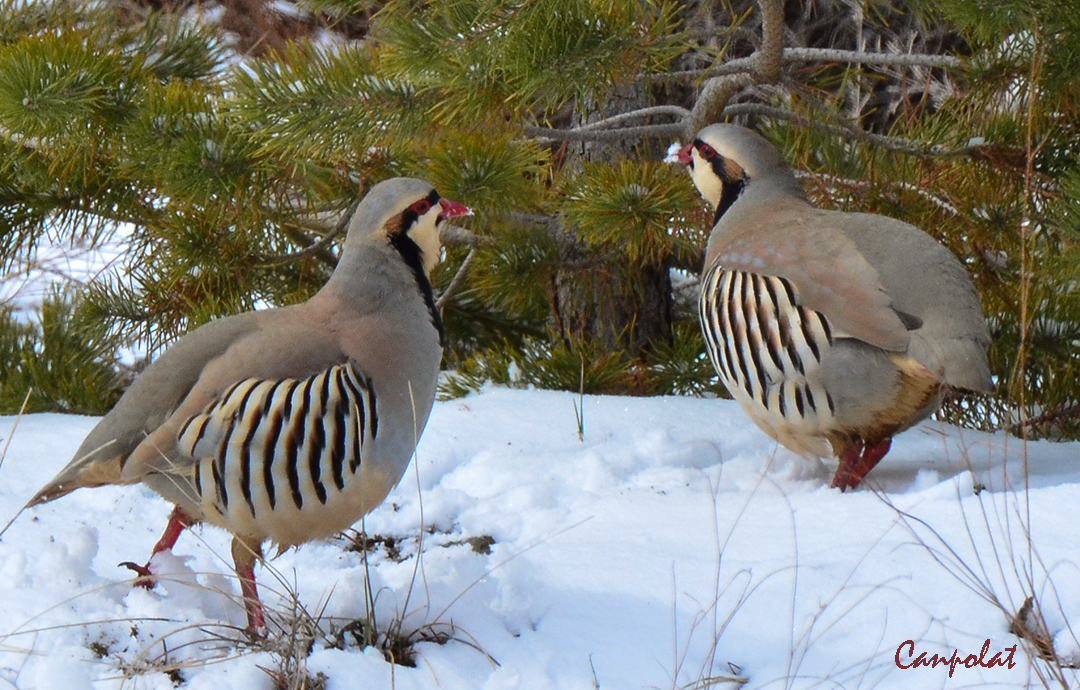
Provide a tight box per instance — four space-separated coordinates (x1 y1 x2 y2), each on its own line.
698 144 717 160
410 199 432 215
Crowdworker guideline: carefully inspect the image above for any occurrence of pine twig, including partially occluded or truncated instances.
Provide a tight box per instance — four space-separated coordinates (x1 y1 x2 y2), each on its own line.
783 46 962 69
1007 403 1080 437
795 170 962 216
524 104 687 140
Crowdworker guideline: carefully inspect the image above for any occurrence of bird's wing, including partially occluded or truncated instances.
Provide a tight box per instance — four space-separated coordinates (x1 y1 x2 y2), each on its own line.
26 312 268 507
706 203 910 352
115 313 352 485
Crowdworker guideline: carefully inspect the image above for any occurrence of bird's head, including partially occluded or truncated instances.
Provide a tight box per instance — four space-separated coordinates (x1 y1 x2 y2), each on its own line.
355 177 471 275
667 125 755 210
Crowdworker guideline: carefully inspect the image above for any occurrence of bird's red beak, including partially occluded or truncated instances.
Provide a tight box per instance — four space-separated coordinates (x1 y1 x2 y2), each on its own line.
437 198 472 222
664 142 695 166
673 143 694 165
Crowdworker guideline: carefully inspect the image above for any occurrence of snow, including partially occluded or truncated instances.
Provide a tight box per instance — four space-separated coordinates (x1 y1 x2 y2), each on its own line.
0 230 130 316
1 388 1078 689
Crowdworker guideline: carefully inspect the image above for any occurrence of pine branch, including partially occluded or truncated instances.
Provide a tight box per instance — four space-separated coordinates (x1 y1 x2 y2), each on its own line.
754 0 784 83
523 105 688 141
559 105 690 131
686 73 755 135
508 212 559 228
783 46 963 70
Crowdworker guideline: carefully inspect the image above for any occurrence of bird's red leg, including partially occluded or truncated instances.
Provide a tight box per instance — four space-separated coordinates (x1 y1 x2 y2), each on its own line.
830 439 892 491
231 536 267 638
236 560 266 637
120 506 195 588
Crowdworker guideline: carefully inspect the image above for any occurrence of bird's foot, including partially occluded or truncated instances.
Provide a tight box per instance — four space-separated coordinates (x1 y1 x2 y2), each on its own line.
119 560 157 589
118 507 197 589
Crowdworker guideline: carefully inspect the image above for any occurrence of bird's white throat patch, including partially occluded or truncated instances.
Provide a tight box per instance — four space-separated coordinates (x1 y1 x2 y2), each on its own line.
689 147 726 208
409 207 443 274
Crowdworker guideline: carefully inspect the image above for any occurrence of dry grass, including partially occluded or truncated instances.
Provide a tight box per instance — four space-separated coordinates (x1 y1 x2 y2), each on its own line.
876 442 1080 689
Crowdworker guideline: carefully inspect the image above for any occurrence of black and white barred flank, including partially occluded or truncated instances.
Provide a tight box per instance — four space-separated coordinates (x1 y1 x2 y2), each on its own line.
176 362 378 521
698 264 837 428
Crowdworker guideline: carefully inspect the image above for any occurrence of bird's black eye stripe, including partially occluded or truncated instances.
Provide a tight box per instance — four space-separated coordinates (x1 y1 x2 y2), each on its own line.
388 188 446 344
400 189 442 231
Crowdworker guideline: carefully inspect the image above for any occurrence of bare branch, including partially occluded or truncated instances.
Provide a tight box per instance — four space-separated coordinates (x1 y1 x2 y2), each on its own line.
652 47 963 82
687 0 784 132
794 170 962 216
754 0 784 83
721 103 983 157
439 223 489 248
436 248 477 311
893 181 962 216
524 122 686 142
523 105 688 142
687 73 754 135
785 46 963 69
653 57 755 81
508 212 559 228
528 0 967 146
563 105 690 131
255 199 358 268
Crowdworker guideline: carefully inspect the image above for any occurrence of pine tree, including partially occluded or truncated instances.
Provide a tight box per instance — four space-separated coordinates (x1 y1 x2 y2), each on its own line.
0 0 1077 439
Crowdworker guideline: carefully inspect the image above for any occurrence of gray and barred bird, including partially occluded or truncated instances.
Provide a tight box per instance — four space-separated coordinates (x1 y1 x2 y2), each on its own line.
671 124 993 490
26 177 470 634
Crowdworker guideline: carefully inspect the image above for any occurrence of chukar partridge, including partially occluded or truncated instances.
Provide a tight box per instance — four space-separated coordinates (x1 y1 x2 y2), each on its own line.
26 177 470 635
672 124 993 490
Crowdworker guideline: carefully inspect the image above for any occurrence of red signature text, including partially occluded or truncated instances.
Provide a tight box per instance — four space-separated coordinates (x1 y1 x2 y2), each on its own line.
895 639 1017 677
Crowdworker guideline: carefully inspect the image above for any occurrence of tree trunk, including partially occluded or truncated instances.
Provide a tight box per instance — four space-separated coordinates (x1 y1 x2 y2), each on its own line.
553 86 673 355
